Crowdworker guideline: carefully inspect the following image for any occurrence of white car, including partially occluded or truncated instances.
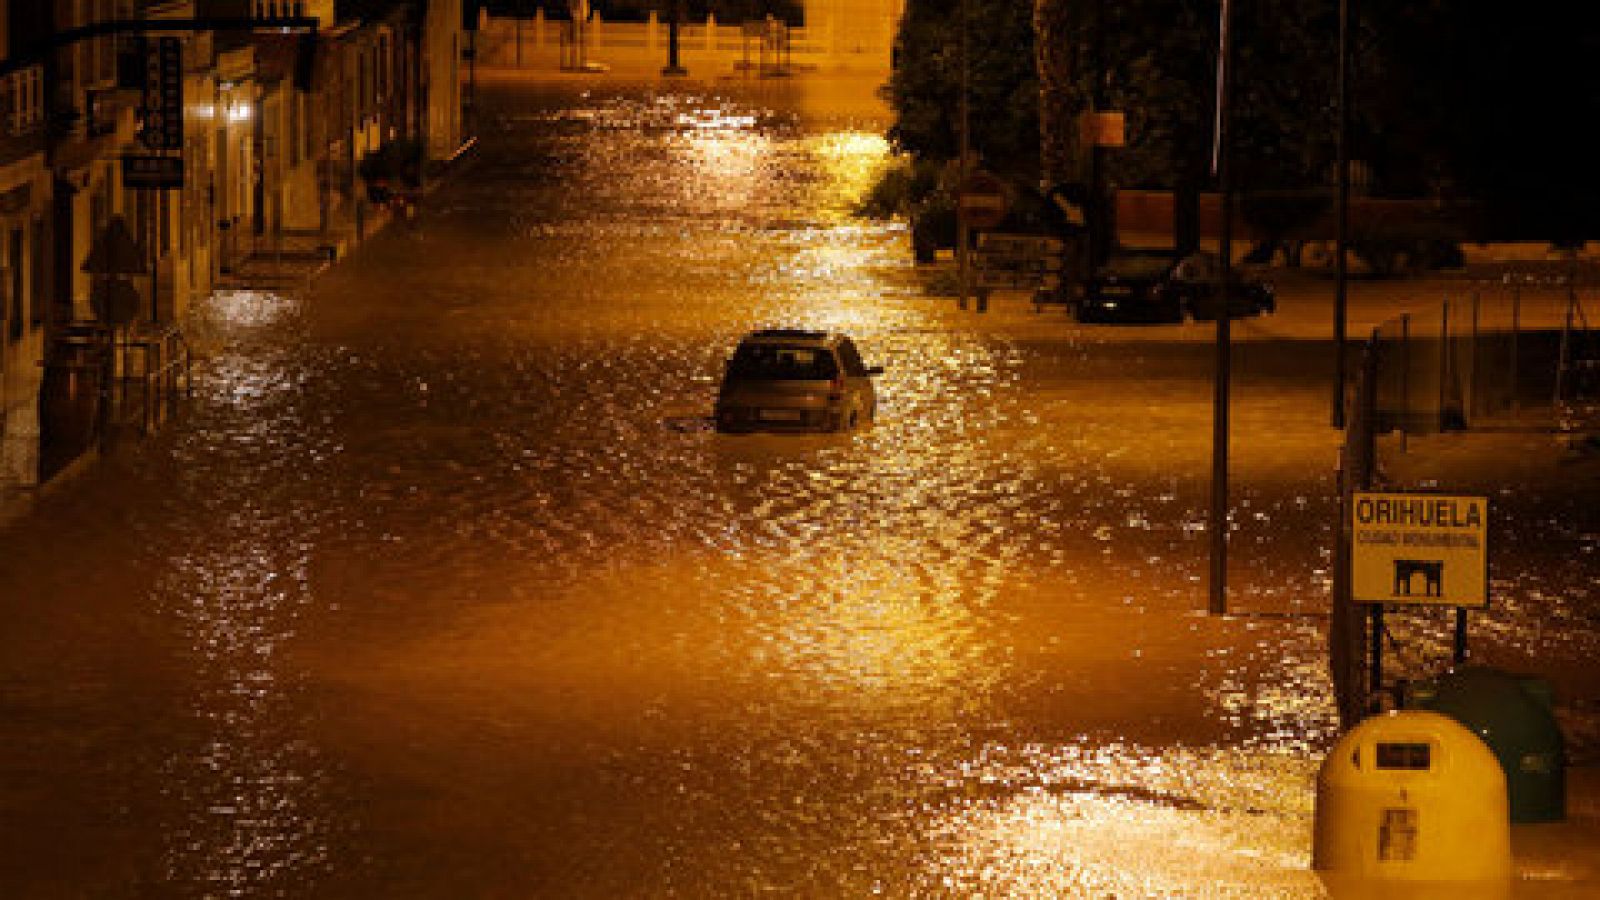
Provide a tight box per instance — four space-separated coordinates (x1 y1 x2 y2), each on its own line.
714 330 882 433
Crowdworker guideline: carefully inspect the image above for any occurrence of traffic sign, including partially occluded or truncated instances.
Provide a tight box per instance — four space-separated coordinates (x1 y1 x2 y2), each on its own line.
138 37 183 150
1079 110 1126 148
122 154 184 190
958 172 1008 230
1351 492 1488 607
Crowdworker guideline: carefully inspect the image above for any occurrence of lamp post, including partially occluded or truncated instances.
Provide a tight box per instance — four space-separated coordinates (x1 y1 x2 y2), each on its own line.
956 0 972 312
663 0 687 76
1208 0 1235 616
1331 0 1352 428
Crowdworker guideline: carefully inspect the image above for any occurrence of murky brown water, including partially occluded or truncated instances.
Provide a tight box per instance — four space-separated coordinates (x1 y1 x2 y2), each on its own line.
1 75 1595 898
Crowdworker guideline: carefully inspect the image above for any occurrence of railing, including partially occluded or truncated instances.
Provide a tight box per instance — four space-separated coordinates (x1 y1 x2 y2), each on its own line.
1330 268 1600 728
117 321 194 433
1367 284 1598 444
250 0 332 23
252 0 306 17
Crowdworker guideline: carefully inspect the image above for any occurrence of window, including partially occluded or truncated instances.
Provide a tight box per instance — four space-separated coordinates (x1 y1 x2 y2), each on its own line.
31 219 45 325
728 344 840 381
7 230 22 341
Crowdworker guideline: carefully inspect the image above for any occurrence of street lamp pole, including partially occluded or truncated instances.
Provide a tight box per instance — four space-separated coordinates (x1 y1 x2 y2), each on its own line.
663 0 687 76
956 0 971 312
1208 0 1235 616
1331 0 1352 428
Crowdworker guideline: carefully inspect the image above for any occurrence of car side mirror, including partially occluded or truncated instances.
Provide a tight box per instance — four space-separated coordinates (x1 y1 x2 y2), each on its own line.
867 365 885 376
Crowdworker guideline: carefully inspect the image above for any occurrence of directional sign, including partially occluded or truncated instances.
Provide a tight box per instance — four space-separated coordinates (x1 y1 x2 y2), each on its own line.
958 172 1009 230
139 37 184 151
977 233 1065 256
122 154 184 190
1079 110 1126 148
1351 492 1489 607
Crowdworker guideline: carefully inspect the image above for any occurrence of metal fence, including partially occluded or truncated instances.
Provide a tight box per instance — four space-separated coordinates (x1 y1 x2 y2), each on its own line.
1330 276 1600 728
1368 284 1599 443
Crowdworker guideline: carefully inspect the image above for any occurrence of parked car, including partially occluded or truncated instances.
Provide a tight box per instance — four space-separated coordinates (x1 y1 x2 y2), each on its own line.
714 330 883 433
1077 251 1275 323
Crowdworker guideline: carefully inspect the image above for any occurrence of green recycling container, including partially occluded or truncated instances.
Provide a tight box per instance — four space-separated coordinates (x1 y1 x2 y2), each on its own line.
1406 666 1566 823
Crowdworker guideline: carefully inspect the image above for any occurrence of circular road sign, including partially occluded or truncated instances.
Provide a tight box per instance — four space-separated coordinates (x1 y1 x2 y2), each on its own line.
958 172 1009 230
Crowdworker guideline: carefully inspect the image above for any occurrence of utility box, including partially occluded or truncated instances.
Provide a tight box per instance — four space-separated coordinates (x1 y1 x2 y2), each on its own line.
1406 666 1566 823
1314 711 1510 882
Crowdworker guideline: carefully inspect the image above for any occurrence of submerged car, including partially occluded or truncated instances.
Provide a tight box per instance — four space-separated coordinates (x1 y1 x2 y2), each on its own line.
715 330 882 433
1078 251 1275 323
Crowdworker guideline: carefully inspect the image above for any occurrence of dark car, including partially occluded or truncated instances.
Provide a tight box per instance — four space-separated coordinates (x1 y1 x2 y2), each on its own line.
1077 251 1275 323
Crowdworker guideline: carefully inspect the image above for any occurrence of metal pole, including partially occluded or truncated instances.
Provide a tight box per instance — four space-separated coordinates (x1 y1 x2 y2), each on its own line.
663 0 686 75
1511 287 1521 414
1438 301 1450 429
1331 0 1352 428
1208 0 1235 616
1088 0 1106 273
1470 291 1480 418
1556 274 1575 407
1400 312 1410 453
1370 605 1385 710
1454 607 1468 665
956 0 971 312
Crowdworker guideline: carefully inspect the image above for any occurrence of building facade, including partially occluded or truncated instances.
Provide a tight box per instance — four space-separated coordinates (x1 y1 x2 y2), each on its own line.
0 0 464 494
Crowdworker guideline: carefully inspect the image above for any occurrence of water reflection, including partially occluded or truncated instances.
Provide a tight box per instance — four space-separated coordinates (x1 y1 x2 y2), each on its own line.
149 285 335 895
156 539 332 895
1 74 1593 896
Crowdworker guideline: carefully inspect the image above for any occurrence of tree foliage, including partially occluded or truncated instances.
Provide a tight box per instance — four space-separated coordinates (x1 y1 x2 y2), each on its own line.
1037 0 1600 241
883 0 1040 176
1038 0 1336 193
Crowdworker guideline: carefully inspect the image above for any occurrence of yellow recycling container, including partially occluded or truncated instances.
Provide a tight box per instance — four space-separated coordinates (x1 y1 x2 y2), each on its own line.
1314 710 1510 882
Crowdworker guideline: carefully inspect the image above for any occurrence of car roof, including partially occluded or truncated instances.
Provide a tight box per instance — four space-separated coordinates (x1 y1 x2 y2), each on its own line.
738 329 841 347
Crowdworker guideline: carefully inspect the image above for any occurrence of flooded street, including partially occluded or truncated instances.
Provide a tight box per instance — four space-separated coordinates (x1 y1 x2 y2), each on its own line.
1 75 1594 897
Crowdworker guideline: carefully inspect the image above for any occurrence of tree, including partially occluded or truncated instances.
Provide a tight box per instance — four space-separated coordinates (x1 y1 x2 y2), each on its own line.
1039 0 1600 247
884 0 1040 176
1037 0 1337 254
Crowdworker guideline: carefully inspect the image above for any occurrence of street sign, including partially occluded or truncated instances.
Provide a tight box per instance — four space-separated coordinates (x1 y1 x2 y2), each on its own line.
975 271 1061 290
976 233 1064 257
1079 110 1126 148
122 154 184 190
970 232 1067 292
958 172 1008 230
1351 492 1489 607
138 37 183 151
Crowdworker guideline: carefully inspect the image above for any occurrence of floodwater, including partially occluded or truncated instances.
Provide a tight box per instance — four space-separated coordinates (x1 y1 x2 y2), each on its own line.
1 74 1595 897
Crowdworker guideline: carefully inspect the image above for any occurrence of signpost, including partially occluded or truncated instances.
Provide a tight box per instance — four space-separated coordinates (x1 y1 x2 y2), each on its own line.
138 37 183 151
971 233 1065 299
1350 490 1490 706
1352 492 1489 608
121 155 184 190
957 172 1008 232
1078 110 1126 148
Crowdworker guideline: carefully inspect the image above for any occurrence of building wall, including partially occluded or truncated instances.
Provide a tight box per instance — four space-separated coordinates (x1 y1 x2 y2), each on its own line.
426 0 463 159
473 0 902 75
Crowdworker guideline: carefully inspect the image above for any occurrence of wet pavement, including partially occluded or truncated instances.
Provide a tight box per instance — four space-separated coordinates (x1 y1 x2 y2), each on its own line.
1 74 1596 897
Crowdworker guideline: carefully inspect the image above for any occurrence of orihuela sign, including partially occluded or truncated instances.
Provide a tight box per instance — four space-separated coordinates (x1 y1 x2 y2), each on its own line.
1351 492 1489 607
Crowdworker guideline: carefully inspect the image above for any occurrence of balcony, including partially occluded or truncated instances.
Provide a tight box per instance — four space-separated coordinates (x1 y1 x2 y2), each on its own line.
250 1 334 23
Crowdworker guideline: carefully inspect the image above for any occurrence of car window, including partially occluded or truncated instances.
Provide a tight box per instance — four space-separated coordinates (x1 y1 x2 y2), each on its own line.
835 340 867 377
728 344 840 380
